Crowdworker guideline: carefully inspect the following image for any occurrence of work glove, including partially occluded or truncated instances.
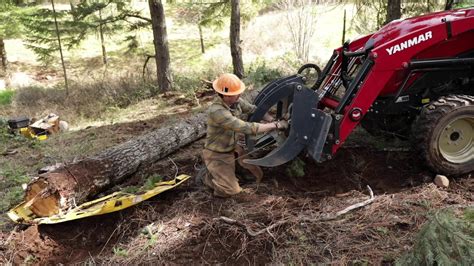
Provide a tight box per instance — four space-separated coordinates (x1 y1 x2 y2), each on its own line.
275 120 288 130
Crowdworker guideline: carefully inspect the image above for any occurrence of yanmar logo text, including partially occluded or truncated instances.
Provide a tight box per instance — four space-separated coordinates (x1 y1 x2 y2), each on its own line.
386 31 433 55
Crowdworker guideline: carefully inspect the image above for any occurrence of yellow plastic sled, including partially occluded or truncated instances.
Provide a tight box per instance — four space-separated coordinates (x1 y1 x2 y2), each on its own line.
8 174 189 225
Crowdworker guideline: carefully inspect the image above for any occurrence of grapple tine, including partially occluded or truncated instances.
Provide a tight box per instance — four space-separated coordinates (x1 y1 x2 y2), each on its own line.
246 77 303 151
245 85 320 167
243 136 305 167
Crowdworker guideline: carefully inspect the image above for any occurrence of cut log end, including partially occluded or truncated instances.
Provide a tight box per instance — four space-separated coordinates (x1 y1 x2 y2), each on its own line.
25 179 61 217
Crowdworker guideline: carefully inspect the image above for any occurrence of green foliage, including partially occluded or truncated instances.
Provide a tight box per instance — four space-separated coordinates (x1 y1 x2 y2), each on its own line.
141 223 158 248
172 73 202 92
352 0 445 34
113 246 129 257
464 208 474 222
245 60 283 88
21 0 145 65
176 0 259 30
0 90 14 105
403 1 444 17
0 117 34 148
396 208 474 266
199 0 230 29
352 0 387 34
0 163 30 212
72 0 146 54
455 0 474 8
142 175 163 191
122 185 139 194
286 157 306 177
0 1 29 39
21 7 81 65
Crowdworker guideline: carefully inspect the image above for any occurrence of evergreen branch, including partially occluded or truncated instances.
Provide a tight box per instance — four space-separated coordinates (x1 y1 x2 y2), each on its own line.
433 209 474 244
121 13 152 23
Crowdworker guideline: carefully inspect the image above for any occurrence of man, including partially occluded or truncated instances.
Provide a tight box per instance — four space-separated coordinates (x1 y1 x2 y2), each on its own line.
202 73 288 197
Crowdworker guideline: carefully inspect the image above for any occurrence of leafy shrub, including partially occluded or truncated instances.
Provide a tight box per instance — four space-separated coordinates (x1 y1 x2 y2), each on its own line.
172 72 204 93
245 60 283 88
286 157 306 177
0 90 14 106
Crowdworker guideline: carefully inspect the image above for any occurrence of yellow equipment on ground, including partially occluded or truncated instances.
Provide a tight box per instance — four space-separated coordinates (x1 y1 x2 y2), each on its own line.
8 113 68 141
20 127 48 140
8 174 189 225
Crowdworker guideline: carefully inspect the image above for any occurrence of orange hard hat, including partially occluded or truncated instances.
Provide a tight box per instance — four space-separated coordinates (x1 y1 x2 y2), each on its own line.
212 73 246 96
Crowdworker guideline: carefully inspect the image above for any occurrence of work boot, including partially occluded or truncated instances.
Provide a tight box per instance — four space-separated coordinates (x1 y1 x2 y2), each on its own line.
236 173 256 184
235 163 256 181
195 167 215 194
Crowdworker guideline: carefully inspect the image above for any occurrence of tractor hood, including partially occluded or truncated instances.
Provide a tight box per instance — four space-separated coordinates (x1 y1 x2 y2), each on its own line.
369 7 474 49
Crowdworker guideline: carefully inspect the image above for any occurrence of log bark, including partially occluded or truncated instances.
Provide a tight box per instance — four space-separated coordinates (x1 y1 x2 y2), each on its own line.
25 113 207 217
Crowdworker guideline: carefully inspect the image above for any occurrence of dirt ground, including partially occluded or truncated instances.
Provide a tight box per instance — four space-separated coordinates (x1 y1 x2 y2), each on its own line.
0 109 472 265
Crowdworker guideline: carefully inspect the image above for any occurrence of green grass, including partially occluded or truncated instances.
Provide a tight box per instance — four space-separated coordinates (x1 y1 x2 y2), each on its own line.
0 163 30 212
0 90 14 106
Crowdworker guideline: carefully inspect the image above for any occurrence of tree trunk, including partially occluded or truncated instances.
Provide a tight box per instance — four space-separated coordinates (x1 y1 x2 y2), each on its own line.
51 0 69 96
230 0 244 78
148 0 172 92
99 9 107 65
445 0 454 10
384 0 401 25
25 113 207 217
0 38 7 74
341 9 346 45
199 24 205 54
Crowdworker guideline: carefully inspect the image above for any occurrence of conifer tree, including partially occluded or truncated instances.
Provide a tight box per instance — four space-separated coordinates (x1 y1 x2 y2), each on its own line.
397 208 474 265
71 0 146 64
183 0 258 77
21 6 82 65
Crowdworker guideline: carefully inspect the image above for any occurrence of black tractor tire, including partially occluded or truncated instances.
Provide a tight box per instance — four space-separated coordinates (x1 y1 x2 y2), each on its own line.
411 95 474 175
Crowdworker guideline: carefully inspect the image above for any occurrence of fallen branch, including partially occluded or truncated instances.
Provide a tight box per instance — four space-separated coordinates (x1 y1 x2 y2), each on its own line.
319 185 375 221
215 185 376 237
213 216 289 237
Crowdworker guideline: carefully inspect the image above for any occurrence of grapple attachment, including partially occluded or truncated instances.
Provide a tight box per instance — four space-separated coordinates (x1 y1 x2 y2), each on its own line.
244 76 333 167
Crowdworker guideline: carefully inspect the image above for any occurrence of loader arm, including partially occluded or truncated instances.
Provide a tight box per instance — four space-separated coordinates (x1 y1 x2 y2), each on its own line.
245 7 474 167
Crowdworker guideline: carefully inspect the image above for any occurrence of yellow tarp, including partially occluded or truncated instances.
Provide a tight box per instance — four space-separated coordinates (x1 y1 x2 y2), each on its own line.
8 174 189 225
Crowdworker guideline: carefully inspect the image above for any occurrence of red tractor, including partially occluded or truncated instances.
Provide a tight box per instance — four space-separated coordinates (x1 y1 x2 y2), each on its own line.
245 7 474 175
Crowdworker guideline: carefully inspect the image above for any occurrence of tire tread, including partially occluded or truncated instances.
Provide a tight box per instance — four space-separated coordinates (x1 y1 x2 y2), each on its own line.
411 94 474 175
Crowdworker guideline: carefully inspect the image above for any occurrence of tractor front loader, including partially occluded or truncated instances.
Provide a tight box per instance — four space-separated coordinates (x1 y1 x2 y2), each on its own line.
245 7 474 175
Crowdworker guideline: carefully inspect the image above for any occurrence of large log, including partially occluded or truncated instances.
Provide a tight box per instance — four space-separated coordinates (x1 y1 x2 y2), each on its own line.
25 112 207 217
